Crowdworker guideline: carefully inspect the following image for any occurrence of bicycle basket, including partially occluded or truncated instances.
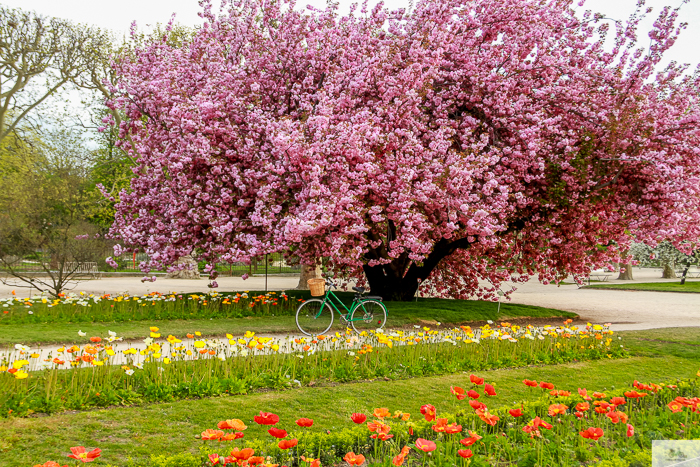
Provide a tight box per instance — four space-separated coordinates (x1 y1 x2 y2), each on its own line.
307 278 326 297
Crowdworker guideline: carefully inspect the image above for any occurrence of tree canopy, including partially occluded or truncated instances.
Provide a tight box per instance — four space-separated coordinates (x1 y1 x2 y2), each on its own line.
108 0 700 300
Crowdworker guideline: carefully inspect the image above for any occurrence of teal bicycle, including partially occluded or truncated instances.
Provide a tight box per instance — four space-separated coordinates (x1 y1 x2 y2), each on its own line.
295 278 388 336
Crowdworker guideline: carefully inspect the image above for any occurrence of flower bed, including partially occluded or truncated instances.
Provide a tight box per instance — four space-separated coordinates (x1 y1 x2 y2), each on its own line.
0 323 624 416
32 373 698 466
0 291 295 325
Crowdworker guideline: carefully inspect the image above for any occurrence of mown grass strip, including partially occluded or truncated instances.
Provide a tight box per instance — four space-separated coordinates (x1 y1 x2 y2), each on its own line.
584 281 700 293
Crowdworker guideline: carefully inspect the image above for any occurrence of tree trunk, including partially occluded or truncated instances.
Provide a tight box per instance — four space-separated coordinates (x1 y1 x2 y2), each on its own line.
166 255 201 279
362 237 467 301
661 263 676 278
616 263 634 280
297 263 322 289
363 267 421 301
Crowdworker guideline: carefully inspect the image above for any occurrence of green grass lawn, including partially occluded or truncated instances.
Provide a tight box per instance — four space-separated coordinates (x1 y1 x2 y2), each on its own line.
0 297 576 345
584 281 700 292
0 327 698 466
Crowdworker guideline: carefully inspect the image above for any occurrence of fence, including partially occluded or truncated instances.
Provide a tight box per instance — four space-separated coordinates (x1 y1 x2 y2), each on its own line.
115 252 301 276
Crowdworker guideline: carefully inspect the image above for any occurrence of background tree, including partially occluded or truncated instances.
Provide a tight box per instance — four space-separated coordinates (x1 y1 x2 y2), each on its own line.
630 241 697 280
0 126 108 297
0 6 111 144
108 0 700 301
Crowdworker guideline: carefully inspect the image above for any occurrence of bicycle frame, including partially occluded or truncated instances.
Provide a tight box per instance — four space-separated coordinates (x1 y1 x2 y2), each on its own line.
315 289 378 322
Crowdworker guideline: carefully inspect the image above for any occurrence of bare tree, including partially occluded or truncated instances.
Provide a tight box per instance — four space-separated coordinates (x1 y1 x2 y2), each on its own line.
0 127 108 297
0 5 111 143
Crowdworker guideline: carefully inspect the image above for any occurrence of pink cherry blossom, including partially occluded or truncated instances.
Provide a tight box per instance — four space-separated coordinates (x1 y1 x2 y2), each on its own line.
106 0 700 300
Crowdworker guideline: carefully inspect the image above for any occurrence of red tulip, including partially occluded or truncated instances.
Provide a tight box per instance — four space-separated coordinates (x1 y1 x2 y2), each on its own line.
415 438 437 452
420 404 436 422
457 449 473 459
580 427 604 441
450 386 466 400
469 400 486 410
460 431 482 447
508 408 523 417
268 427 287 438
254 411 280 425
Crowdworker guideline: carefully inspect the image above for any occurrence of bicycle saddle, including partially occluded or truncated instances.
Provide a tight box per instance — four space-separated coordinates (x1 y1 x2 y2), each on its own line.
352 286 366 294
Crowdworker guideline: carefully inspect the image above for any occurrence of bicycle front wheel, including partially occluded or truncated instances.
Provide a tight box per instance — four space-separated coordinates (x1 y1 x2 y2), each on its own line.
296 299 334 336
350 300 387 333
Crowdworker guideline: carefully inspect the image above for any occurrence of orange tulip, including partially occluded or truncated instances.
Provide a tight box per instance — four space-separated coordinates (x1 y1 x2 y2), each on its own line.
278 439 298 450
373 408 390 419
201 429 225 441
431 418 449 433
575 402 590 412
230 448 254 461
67 446 102 463
218 419 247 431
548 404 568 416
668 401 684 413
610 397 626 406
476 409 500 426
344 452 366 465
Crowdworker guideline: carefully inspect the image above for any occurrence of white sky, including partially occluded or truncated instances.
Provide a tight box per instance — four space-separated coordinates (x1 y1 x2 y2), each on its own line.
2 0 699 67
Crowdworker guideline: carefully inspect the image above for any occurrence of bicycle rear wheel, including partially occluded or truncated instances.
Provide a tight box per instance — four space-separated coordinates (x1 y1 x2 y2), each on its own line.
350 300 387 333
296 299 334 336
